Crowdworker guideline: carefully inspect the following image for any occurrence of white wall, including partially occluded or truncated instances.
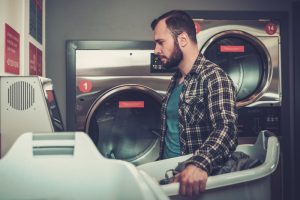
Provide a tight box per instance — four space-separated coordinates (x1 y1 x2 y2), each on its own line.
0 0 45 76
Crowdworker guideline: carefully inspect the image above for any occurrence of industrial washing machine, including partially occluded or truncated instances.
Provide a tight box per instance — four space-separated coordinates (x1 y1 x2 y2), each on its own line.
192 18 282 200
194 19 281 108
73 41 172 165
192 19 281 137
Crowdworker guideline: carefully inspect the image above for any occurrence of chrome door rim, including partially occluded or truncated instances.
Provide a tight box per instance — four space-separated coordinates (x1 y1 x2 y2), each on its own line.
85 84 162 165
201 30 273 107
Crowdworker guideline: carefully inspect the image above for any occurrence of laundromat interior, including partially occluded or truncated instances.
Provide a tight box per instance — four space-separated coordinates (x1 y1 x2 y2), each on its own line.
0 0 300 199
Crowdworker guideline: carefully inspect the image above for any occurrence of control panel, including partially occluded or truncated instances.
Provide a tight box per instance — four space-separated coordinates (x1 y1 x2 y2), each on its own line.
150 53 176 73
237 106 281 137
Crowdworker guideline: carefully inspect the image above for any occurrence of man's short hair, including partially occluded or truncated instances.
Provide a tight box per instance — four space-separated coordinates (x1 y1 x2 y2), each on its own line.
151 10 197 44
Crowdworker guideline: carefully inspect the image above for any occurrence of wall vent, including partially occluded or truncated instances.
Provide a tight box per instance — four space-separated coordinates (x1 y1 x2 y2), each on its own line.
8 81 35 110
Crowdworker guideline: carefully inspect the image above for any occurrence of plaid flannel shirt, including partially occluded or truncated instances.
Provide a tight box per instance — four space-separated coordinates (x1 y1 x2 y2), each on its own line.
159 53 238 175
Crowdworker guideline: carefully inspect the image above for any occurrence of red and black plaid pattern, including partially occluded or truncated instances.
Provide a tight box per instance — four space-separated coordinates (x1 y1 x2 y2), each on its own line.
159 53 238 175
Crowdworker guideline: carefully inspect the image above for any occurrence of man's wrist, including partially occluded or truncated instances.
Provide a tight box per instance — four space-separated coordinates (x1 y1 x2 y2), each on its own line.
184 161 208 173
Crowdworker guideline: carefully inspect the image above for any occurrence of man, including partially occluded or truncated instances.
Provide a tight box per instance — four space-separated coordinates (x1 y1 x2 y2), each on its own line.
151 10 238 196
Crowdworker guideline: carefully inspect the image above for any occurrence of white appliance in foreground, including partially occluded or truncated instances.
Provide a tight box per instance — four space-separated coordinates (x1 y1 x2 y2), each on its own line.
0 132 168 200
0 76 64 157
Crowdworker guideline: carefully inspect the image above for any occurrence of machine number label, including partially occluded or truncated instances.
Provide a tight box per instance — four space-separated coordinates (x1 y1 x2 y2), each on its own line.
265 22 277 35
79 80 92 93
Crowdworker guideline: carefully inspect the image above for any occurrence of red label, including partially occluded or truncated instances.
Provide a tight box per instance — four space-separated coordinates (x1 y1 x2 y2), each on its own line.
265 22 277 35
194 21 201 34
29 43 43 76
36 48 43 76
5 24 20 74
46 90 54 103
79 80 93 93
29 43 37 75
119 101 144 108
220 45 245 53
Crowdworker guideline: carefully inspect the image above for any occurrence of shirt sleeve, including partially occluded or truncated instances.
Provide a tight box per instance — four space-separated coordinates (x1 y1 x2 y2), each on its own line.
183 68 238 174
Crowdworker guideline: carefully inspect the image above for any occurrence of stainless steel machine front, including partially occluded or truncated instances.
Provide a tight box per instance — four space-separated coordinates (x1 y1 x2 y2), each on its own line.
75 46 171 165
195 19 281 108
192 19 282 200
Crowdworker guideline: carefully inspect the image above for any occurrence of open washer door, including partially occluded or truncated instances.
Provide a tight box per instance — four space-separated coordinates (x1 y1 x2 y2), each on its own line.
85 84 162 165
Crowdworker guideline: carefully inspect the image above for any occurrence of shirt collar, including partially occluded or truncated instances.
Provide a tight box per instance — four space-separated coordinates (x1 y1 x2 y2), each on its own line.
171 52 206 81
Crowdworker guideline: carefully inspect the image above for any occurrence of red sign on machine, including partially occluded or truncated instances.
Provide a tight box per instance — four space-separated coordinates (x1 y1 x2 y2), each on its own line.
4 24 20 74
119 101 145 108
265 22 277 35
194 21 201 34
220 45 245 53
79 80 93 93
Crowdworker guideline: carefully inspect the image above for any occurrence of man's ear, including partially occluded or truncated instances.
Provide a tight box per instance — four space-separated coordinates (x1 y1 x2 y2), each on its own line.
177 32 189 47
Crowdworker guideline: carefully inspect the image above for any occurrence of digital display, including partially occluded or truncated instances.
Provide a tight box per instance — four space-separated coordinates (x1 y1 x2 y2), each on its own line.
150 53 176 73
46 90 64 131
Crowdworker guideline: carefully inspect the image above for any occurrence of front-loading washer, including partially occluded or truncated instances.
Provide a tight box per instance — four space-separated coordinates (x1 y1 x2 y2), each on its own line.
193 19 281 140
194 19 281 108
74 42 172 165
192 19 282 200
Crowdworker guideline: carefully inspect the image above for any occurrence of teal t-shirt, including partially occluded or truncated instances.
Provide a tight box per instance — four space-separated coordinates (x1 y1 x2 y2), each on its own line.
163 83 183 159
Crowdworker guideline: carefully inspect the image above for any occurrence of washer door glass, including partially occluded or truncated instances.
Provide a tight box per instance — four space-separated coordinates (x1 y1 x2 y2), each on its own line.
86 86 161 164
202 35 268 104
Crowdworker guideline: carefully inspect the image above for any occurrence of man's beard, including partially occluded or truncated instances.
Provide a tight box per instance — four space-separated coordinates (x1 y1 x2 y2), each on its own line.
161 41 183 70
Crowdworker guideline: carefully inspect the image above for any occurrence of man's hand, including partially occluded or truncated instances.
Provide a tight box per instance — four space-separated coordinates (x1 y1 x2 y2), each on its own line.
173 164 208 196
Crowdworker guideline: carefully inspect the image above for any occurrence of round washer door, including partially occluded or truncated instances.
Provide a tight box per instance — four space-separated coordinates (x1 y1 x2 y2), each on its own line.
85 84 162 165
201 31 272 107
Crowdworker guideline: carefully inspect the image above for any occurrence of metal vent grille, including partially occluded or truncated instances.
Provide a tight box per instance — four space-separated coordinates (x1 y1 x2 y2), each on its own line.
8 81 35 110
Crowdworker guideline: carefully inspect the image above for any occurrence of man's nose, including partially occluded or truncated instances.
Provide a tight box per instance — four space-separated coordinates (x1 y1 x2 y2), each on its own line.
154 44 161 55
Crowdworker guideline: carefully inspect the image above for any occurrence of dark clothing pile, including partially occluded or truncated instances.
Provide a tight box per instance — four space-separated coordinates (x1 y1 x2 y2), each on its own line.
211 151 262 175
